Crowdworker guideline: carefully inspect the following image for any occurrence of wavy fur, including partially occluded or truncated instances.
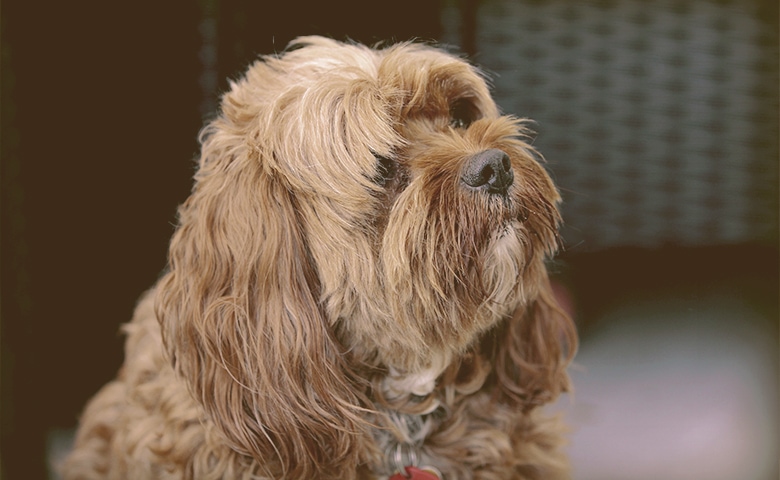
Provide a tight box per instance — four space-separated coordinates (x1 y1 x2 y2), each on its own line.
62 36 577 479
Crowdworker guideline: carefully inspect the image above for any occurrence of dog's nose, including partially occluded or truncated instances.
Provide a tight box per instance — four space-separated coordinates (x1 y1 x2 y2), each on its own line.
461 149 514 195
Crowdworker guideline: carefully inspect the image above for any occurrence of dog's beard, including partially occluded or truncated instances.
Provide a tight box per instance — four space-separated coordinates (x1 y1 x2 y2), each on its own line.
374 139 559 371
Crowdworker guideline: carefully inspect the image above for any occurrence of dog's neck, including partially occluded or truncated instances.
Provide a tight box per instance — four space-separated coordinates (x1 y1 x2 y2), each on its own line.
374 351 452 477
381 350 451 412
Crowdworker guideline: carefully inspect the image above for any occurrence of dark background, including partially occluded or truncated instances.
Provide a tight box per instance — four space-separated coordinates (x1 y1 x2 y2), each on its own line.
2 1 777 479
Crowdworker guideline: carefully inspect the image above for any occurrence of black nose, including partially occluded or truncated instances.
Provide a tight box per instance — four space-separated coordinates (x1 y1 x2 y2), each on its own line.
461 149 514 195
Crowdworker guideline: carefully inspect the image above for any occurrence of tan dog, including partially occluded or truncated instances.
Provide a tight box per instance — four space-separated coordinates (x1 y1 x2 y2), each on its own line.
62 36 577 480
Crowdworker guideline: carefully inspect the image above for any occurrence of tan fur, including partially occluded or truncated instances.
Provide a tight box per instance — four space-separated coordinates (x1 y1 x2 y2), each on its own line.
62 37 577 479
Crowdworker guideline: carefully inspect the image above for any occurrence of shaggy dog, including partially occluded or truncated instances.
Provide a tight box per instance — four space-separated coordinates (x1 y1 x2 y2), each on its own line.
62 37 577 479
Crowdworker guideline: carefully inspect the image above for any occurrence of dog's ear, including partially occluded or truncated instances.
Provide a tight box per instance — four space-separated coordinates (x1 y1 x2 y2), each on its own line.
487 274 577 411
155 121 373 478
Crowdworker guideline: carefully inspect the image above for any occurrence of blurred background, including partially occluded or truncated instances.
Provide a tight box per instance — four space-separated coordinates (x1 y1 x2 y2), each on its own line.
2 1 777 479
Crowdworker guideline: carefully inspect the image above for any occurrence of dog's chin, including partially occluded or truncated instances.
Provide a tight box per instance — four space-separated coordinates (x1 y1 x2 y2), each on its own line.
481 220 529 307
380 222 531 406
495 220 520 242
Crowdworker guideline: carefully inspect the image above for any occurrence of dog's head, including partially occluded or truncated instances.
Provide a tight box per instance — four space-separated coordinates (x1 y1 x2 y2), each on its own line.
157 36 575 478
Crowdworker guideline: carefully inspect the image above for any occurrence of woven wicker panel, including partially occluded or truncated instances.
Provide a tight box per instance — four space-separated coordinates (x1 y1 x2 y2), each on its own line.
443 0 778 250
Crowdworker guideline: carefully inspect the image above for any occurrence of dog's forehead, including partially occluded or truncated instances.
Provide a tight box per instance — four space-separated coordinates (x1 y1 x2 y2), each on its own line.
379 46 489 95
372 46 497 123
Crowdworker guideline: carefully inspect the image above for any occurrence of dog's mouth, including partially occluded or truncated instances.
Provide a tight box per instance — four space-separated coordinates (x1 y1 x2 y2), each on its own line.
475 186 531 231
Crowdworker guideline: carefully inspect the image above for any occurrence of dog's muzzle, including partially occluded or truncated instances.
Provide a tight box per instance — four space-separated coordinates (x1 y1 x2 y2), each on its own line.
461 149 514 195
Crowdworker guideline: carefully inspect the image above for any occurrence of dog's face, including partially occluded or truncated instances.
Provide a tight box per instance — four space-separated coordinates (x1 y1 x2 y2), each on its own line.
157 37 571 478
226 37 560 370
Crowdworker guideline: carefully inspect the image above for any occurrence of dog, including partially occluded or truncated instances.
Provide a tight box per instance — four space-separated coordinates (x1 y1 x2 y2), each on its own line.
62 36 577 479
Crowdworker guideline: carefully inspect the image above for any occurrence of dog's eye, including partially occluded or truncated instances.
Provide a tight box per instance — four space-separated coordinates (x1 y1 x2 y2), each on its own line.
450 99 478 129
373 154 397 186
